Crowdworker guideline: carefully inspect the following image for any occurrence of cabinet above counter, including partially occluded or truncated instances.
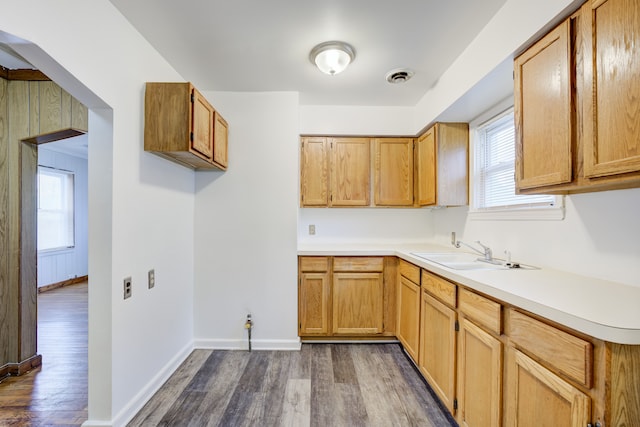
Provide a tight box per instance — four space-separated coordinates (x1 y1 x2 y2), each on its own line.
144 82 228 171
297 242 640 344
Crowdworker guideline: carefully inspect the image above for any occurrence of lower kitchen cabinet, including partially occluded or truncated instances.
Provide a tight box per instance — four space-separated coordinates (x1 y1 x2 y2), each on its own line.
396 260 421 361
298 256 391 338
332 271 383 335
457 317 502 427
419 290 457 413
505 348 591 427
298 257 331 335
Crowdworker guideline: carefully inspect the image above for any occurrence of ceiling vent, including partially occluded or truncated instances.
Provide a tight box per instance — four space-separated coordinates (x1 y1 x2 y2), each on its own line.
385 68 414 84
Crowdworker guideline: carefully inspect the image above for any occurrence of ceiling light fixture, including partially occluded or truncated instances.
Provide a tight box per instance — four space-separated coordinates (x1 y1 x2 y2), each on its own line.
309 41 355 76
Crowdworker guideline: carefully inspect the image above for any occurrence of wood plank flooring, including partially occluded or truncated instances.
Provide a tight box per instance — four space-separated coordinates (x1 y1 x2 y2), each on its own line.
0 283 457 426
0 282 88 426
129 344 457 427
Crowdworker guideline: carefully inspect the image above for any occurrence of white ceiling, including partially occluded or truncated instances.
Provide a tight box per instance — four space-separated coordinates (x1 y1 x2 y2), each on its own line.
107 0 508 106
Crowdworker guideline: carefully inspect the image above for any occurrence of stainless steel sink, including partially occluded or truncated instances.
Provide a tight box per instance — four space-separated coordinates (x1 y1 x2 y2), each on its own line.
411 252 510 270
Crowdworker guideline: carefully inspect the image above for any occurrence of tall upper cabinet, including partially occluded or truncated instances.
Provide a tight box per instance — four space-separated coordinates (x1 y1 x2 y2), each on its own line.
515 0 640 194
144 82 228 171
416 123 469 207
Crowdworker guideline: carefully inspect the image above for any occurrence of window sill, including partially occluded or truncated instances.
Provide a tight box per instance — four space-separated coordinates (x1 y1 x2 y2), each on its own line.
469 205 565 221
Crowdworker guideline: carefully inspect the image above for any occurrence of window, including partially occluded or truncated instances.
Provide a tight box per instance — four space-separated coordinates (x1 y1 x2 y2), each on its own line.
38 166 75 251
471 106 564 220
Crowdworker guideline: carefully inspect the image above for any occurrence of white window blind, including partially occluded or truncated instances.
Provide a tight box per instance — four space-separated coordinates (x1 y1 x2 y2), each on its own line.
472 109 562 219
38 166 75 251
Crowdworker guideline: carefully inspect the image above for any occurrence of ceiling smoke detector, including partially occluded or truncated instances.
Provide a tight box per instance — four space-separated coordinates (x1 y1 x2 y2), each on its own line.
385 68 414 84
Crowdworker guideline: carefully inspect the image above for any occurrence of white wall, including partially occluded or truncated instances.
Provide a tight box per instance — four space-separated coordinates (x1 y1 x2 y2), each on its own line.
194 91 300 350
37 146 88 287
1 1 196 425
298 208 433 244
431 189 640 288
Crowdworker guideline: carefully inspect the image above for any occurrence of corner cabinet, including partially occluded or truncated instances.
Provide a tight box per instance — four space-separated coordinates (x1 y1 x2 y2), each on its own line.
396 260 421 361
144 82 228 171
416 123 469 207
515 0 640 195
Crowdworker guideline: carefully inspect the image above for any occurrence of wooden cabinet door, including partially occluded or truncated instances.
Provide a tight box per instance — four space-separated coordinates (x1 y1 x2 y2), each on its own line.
397 276 420 361
299 272 330 335
505 348 590 427
300 137 329 206
514 19 572 190
419 291 457 414
330 138 370 206
213 111 228 168
457 317 502 427
416 128 437 206
332 272 383 334
582 0 640 178
374 138 414 206
191 88 214 159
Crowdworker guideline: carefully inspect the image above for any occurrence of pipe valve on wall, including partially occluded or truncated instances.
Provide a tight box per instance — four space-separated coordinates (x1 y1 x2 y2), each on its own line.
244 314 253 351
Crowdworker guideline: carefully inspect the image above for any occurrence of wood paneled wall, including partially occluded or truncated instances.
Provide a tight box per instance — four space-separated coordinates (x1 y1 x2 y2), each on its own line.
0 75 87 375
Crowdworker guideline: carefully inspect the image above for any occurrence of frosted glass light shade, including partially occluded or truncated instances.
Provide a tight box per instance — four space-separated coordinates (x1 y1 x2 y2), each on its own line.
310 41 355 75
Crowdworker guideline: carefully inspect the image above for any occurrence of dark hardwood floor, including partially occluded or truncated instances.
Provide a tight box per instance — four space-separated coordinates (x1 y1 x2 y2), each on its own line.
129 344 457 427
0 282 88 426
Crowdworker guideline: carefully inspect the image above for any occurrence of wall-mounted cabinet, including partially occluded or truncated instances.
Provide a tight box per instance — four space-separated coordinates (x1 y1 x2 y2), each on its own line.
300 137 370 207
515 0 640 194
415 123 469 207
300 127 468 208
144 82 228 171
373 138 414 206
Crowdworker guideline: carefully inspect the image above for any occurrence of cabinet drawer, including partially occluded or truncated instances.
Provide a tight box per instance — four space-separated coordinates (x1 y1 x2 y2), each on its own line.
458 288 502 335
421 271 456 307
299 257 329 272
399 259 420 284
333 257 384 272
508 309 592 388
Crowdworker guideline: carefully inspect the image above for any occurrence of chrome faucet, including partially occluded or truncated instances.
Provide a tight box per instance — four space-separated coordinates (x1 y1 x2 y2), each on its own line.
451 232 498 264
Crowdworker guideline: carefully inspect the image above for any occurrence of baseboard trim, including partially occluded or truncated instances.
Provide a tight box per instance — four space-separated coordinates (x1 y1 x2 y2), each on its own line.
39 275 88 293
194 338 301 351
0 354 43 380
108 341 194 427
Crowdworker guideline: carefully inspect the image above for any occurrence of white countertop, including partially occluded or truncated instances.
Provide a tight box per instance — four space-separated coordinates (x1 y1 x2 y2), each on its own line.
298 242 640 345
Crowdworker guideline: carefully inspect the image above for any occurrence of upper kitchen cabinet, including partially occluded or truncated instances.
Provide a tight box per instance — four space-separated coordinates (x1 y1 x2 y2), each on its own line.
373 138 414 206
514 19 573 190
515 0 640 194
582 0 640 179
300 136 370 207
300 137 329 206
416 123 469 207
331 137 371 206
144 82 228 171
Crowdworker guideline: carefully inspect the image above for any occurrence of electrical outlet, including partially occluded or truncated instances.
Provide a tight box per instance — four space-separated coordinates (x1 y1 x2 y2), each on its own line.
148 269 155 289
309 224 316 235
123 277 132 299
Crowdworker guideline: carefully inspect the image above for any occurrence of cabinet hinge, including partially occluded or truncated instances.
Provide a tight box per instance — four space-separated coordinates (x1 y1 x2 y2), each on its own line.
587 422 602 427
330 194 333 202
453 398 458 411
190 132 194 142
191 93 195 103
455 320 460 332
299 323 302 330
